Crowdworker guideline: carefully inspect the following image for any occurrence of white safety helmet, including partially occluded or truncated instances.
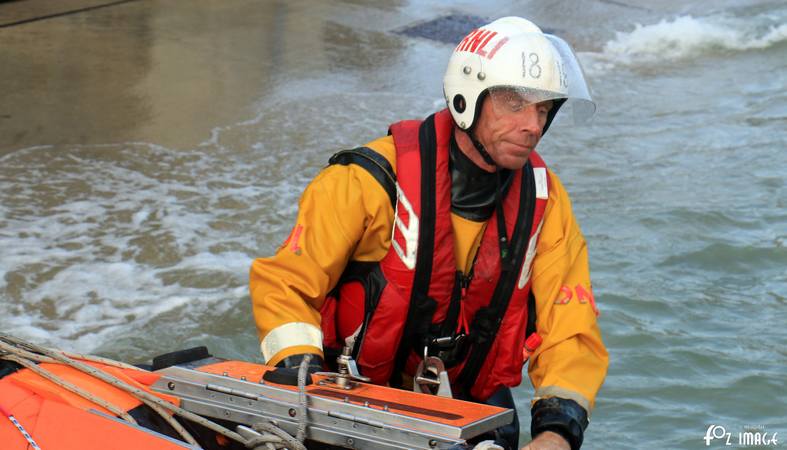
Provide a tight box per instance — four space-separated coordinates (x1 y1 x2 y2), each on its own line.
443 17 595 131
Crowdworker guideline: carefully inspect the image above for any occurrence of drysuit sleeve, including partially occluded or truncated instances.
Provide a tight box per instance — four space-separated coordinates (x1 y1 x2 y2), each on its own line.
249 137 396 366
527 170 608 443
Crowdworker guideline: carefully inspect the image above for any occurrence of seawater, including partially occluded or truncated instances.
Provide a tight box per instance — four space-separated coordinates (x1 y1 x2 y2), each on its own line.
1 1 785 448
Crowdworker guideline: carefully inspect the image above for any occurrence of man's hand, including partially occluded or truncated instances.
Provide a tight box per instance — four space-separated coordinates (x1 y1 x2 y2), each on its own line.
520 431 571 450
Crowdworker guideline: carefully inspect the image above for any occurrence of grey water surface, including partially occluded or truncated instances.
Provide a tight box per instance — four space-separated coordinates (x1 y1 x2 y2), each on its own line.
1 1 786 448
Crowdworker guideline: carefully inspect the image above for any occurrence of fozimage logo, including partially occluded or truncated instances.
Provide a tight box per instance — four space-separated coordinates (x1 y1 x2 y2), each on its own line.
704 424 779 447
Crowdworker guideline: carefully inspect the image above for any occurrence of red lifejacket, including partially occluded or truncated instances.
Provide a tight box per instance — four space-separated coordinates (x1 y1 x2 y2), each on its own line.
321 109 549 401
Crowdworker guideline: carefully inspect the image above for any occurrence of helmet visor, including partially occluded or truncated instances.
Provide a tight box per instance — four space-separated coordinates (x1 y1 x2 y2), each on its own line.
486 34 596 125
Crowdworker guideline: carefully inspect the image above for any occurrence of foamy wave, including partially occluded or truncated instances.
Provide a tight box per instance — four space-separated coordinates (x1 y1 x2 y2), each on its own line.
583 15 787 72
0 90 437 353
0 143 261 351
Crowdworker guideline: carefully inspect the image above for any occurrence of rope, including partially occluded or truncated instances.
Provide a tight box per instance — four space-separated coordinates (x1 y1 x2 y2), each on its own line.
0 335 201 447
52 348 148 371
1 403 43 450
252 422 307 450
246 355 314 450
0 334 310 450
296 354 311 443
0 352 138 424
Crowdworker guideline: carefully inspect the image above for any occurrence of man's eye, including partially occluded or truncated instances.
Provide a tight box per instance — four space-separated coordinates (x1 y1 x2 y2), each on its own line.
506 98 524 111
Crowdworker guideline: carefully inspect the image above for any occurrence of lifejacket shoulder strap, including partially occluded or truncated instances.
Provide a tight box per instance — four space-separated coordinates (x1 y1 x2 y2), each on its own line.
387 113 443 387
329 147 397 207
458 161 538 395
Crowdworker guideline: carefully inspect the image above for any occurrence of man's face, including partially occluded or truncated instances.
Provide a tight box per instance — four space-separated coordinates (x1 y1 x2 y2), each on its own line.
474 90 553 170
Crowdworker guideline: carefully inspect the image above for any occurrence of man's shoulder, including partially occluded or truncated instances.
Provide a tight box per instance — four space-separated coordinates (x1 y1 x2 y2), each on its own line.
321 136 398 208
540 168 575 221
362 135 397 175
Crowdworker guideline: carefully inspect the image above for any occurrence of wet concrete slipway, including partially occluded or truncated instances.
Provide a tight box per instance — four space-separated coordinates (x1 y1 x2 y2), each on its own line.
1 0 786 448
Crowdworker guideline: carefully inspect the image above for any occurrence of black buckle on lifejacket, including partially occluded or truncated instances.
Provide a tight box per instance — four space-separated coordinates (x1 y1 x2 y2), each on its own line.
427 333 469 368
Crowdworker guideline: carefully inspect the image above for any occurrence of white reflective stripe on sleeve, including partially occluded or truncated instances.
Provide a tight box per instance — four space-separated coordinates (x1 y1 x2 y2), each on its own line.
260 322 323 362
534 167 548 200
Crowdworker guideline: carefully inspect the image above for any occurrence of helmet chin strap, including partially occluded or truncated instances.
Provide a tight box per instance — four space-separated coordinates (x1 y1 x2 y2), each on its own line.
468 130 497 168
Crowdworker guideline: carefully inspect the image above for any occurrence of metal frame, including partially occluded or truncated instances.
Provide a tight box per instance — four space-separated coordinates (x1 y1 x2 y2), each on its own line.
151 366 512 450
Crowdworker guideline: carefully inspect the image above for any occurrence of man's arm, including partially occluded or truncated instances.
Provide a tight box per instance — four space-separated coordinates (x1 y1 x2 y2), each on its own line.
249 138 396 366
526 170 609 449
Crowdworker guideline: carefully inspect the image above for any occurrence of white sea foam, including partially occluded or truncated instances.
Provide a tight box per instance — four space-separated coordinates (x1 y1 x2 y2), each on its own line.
0 142 262 351
582 14 787 73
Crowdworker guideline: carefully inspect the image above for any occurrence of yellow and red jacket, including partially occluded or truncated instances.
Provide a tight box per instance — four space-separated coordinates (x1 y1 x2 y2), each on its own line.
250 110 608 411
322 110 547 401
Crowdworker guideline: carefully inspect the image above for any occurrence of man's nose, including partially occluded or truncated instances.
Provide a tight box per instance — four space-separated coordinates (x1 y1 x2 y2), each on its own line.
515 104 544 135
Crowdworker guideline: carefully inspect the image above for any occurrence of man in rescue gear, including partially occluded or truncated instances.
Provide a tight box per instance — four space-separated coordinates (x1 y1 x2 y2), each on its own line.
250 16 608 450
